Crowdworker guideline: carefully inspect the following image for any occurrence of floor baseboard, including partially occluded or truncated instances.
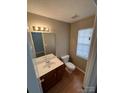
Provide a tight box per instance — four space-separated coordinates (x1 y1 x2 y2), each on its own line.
76 66 85 75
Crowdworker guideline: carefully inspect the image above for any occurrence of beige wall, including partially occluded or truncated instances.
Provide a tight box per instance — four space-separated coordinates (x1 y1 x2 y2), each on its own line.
70 16 95 72
27 12 70 57
27 12 95 71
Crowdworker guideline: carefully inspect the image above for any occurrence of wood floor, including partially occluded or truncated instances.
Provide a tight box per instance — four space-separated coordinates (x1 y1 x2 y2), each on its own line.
47 68 85 93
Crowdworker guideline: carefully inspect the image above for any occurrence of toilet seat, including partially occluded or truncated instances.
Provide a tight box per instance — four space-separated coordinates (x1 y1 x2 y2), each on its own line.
65 62 76 70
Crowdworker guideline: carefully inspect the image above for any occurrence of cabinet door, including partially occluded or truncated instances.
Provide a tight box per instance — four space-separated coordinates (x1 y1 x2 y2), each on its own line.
40 70 57 93
56 64 65 81
40 64 65 93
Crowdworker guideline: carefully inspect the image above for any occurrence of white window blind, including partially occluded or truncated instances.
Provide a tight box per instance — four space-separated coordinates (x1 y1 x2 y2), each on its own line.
76 28 93 60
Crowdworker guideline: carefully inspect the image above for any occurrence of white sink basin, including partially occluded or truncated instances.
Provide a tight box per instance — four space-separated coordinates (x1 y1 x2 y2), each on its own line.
33 54 64 78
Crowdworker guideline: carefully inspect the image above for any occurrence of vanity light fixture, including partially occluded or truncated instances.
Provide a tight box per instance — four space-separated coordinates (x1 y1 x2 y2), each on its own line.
32 26 49 32
32 26 41 31
45 28 49 31
41 27 45 31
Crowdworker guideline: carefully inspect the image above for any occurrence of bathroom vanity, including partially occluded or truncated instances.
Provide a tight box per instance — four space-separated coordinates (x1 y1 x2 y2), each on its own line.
33 54 65 93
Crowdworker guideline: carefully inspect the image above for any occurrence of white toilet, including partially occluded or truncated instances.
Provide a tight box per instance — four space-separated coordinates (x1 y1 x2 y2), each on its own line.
61 55 76 73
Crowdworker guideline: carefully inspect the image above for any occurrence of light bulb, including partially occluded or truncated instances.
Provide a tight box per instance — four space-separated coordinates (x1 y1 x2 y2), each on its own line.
41 27 44 31
45 28 49 31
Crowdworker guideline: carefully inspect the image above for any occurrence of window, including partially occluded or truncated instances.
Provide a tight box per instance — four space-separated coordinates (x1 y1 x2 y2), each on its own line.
76 28 93 60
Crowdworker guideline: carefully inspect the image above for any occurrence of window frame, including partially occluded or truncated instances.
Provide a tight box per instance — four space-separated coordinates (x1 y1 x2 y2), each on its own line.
76 28 94 60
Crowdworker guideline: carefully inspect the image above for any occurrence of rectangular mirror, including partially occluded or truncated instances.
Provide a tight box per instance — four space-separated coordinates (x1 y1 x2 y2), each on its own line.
29 32 56 58
43 33 56 55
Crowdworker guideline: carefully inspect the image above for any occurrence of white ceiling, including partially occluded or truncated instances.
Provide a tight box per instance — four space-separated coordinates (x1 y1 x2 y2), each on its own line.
27 0 96 23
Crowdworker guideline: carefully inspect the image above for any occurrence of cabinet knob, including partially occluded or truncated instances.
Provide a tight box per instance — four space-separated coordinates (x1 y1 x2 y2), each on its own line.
41 78 45 83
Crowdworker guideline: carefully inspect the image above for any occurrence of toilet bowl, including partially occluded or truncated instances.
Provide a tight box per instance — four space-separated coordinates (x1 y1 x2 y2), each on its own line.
61 55 76 73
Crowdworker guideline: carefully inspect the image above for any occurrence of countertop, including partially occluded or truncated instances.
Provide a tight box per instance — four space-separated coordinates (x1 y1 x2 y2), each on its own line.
33 54 64 78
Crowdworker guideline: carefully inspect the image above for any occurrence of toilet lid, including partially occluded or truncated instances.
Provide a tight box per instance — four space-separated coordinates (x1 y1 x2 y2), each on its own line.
65 62 76 70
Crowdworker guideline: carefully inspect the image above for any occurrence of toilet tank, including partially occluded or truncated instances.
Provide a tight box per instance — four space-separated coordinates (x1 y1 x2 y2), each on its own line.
61 55 69 63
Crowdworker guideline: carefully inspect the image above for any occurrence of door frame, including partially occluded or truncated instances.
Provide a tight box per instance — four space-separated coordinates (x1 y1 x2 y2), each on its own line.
83 16 97 92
